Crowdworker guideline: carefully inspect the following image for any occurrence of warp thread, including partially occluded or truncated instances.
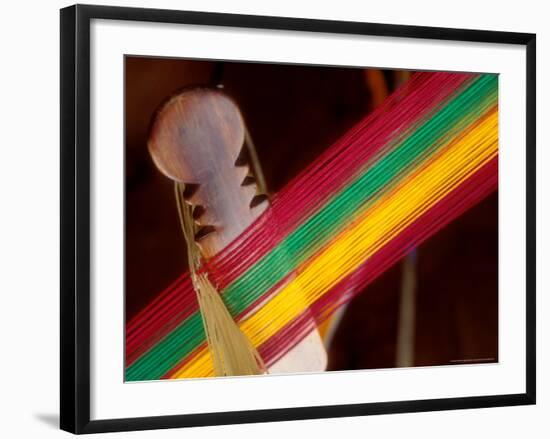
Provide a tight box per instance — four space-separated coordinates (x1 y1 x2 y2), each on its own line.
125 72 498 381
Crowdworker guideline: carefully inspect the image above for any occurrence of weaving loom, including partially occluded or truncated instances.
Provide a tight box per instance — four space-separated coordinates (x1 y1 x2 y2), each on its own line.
125 71 498 381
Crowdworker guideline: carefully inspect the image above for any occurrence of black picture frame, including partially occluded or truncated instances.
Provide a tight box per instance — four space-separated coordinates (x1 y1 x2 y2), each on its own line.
60 4 536 434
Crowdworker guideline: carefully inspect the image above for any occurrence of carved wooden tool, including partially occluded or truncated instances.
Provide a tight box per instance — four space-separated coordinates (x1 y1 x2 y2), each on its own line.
148 88 327 373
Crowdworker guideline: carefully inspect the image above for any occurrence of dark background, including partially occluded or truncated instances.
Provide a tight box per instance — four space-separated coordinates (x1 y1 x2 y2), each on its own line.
125 56 498 370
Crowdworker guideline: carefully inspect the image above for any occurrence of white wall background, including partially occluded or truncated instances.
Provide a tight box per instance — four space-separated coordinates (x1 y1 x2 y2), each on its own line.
0 0 547 437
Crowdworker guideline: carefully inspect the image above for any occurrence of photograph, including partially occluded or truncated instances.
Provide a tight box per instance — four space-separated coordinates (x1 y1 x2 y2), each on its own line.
124 57 499 381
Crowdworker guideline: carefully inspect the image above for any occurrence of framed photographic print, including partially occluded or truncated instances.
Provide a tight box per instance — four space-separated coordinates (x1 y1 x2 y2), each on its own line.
60 4 536 434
